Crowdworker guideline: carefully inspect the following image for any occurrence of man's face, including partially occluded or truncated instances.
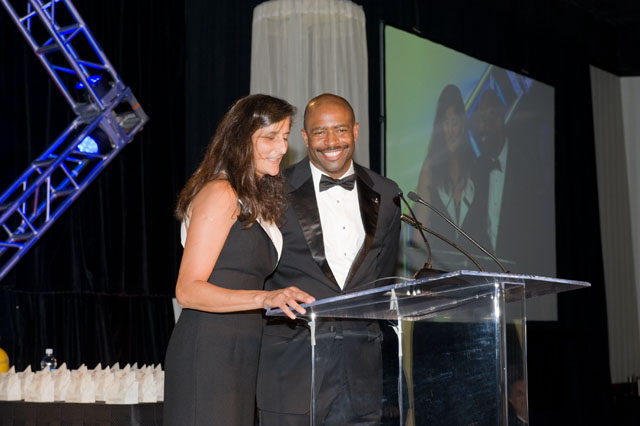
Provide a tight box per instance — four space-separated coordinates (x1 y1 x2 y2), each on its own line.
302 102 358 179
508 379 527 418
472 100 505 157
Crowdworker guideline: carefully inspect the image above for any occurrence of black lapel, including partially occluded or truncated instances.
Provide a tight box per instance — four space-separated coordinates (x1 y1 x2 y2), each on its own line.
288 162 338 286
344 164 380 287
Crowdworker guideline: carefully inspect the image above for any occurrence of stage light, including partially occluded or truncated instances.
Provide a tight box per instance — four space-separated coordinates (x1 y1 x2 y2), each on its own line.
77 135 99 154
74 75 103 90
75 128 113 155
74 74 111 101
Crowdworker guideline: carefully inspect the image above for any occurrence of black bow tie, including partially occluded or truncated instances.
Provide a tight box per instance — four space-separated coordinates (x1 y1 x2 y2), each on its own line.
478 155 502 172
319 174 356 192
488 157 502 172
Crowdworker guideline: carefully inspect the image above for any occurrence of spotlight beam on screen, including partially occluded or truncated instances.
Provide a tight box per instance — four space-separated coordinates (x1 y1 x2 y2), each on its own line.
0 0 149 281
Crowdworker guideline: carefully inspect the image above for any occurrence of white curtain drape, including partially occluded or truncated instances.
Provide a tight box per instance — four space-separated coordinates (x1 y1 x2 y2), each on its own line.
250 0 369 167
590 66 640 383
620 77 640 339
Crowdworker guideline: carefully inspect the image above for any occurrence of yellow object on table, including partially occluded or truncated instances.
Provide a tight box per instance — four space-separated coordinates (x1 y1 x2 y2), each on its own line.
0 347 8 373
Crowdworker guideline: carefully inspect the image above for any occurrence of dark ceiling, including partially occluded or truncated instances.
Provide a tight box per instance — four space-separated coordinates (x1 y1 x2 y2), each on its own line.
564 0 640 74
571 0 640 25
354 0 640 77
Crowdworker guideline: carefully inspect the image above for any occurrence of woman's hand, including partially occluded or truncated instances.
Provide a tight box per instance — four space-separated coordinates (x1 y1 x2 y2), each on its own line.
261 287 315 320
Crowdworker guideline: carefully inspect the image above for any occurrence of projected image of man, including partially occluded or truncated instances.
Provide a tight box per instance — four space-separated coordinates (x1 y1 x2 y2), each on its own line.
471 89 508 253
470 88 549 274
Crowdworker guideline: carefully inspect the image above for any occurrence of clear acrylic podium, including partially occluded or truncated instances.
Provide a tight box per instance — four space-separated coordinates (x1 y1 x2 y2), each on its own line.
267 270 589 426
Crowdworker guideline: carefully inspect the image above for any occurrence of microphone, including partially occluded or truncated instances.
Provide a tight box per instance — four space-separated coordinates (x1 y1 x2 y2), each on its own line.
407 191 508 273
401 214 483 271
397 191 444 278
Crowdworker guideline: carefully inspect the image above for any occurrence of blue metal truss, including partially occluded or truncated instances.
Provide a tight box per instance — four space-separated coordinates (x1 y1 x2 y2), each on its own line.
0 0 148 281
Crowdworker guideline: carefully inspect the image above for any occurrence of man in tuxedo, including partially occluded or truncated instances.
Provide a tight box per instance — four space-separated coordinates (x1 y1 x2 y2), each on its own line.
257 93 401 426
470 89 510 255
470 88 550 274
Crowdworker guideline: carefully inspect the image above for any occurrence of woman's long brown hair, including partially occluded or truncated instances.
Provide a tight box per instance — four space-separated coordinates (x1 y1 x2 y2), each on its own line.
175 94 295 226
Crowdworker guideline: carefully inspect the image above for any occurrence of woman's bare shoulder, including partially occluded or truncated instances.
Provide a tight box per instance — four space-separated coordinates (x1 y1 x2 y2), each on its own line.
191 179 238 218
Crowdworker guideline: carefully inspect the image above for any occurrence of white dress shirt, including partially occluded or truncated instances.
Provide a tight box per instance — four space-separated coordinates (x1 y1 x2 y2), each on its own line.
488 140 508 251
310 161 365 289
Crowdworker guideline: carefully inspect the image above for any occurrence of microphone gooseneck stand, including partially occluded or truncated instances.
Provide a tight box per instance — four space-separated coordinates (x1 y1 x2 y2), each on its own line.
407 191 509 273
398 191 446 278
400 213 483 271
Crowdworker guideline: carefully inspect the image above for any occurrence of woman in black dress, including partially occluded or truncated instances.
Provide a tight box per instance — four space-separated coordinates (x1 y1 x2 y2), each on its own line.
163 94 314 426
409 84 489 270
414 84 476 238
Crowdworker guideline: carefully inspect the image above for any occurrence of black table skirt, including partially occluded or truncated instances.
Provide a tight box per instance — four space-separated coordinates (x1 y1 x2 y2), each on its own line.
0 401 163 426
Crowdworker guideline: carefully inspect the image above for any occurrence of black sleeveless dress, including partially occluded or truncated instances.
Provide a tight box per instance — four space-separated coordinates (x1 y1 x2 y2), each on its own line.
163 220 278 426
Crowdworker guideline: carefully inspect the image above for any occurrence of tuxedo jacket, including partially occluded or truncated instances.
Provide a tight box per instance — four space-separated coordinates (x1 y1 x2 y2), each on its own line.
473 136 549 274
256 158 401 416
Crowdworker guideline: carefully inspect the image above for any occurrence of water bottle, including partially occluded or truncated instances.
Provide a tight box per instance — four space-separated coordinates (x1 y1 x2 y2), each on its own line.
40 348 57 371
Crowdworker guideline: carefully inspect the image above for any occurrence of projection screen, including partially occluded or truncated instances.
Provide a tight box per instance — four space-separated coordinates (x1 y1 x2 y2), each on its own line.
383 25 557 320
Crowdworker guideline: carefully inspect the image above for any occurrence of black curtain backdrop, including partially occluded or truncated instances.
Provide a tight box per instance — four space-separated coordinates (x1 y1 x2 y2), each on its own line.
185 0 265 171
0 0 630 425
0 0 185 369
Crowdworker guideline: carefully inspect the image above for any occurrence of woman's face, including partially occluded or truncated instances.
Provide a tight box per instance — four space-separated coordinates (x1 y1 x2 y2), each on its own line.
443 106 464 153
252 117 290 179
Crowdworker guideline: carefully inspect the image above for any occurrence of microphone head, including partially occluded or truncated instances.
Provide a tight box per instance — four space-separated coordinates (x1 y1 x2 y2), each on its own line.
407 191 420 202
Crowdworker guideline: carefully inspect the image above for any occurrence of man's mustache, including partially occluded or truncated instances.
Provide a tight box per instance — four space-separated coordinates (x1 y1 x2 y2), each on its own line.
318 145 349 153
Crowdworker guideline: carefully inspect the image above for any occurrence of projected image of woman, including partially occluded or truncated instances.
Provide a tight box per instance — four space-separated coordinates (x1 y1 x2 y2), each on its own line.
411 84 488 261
